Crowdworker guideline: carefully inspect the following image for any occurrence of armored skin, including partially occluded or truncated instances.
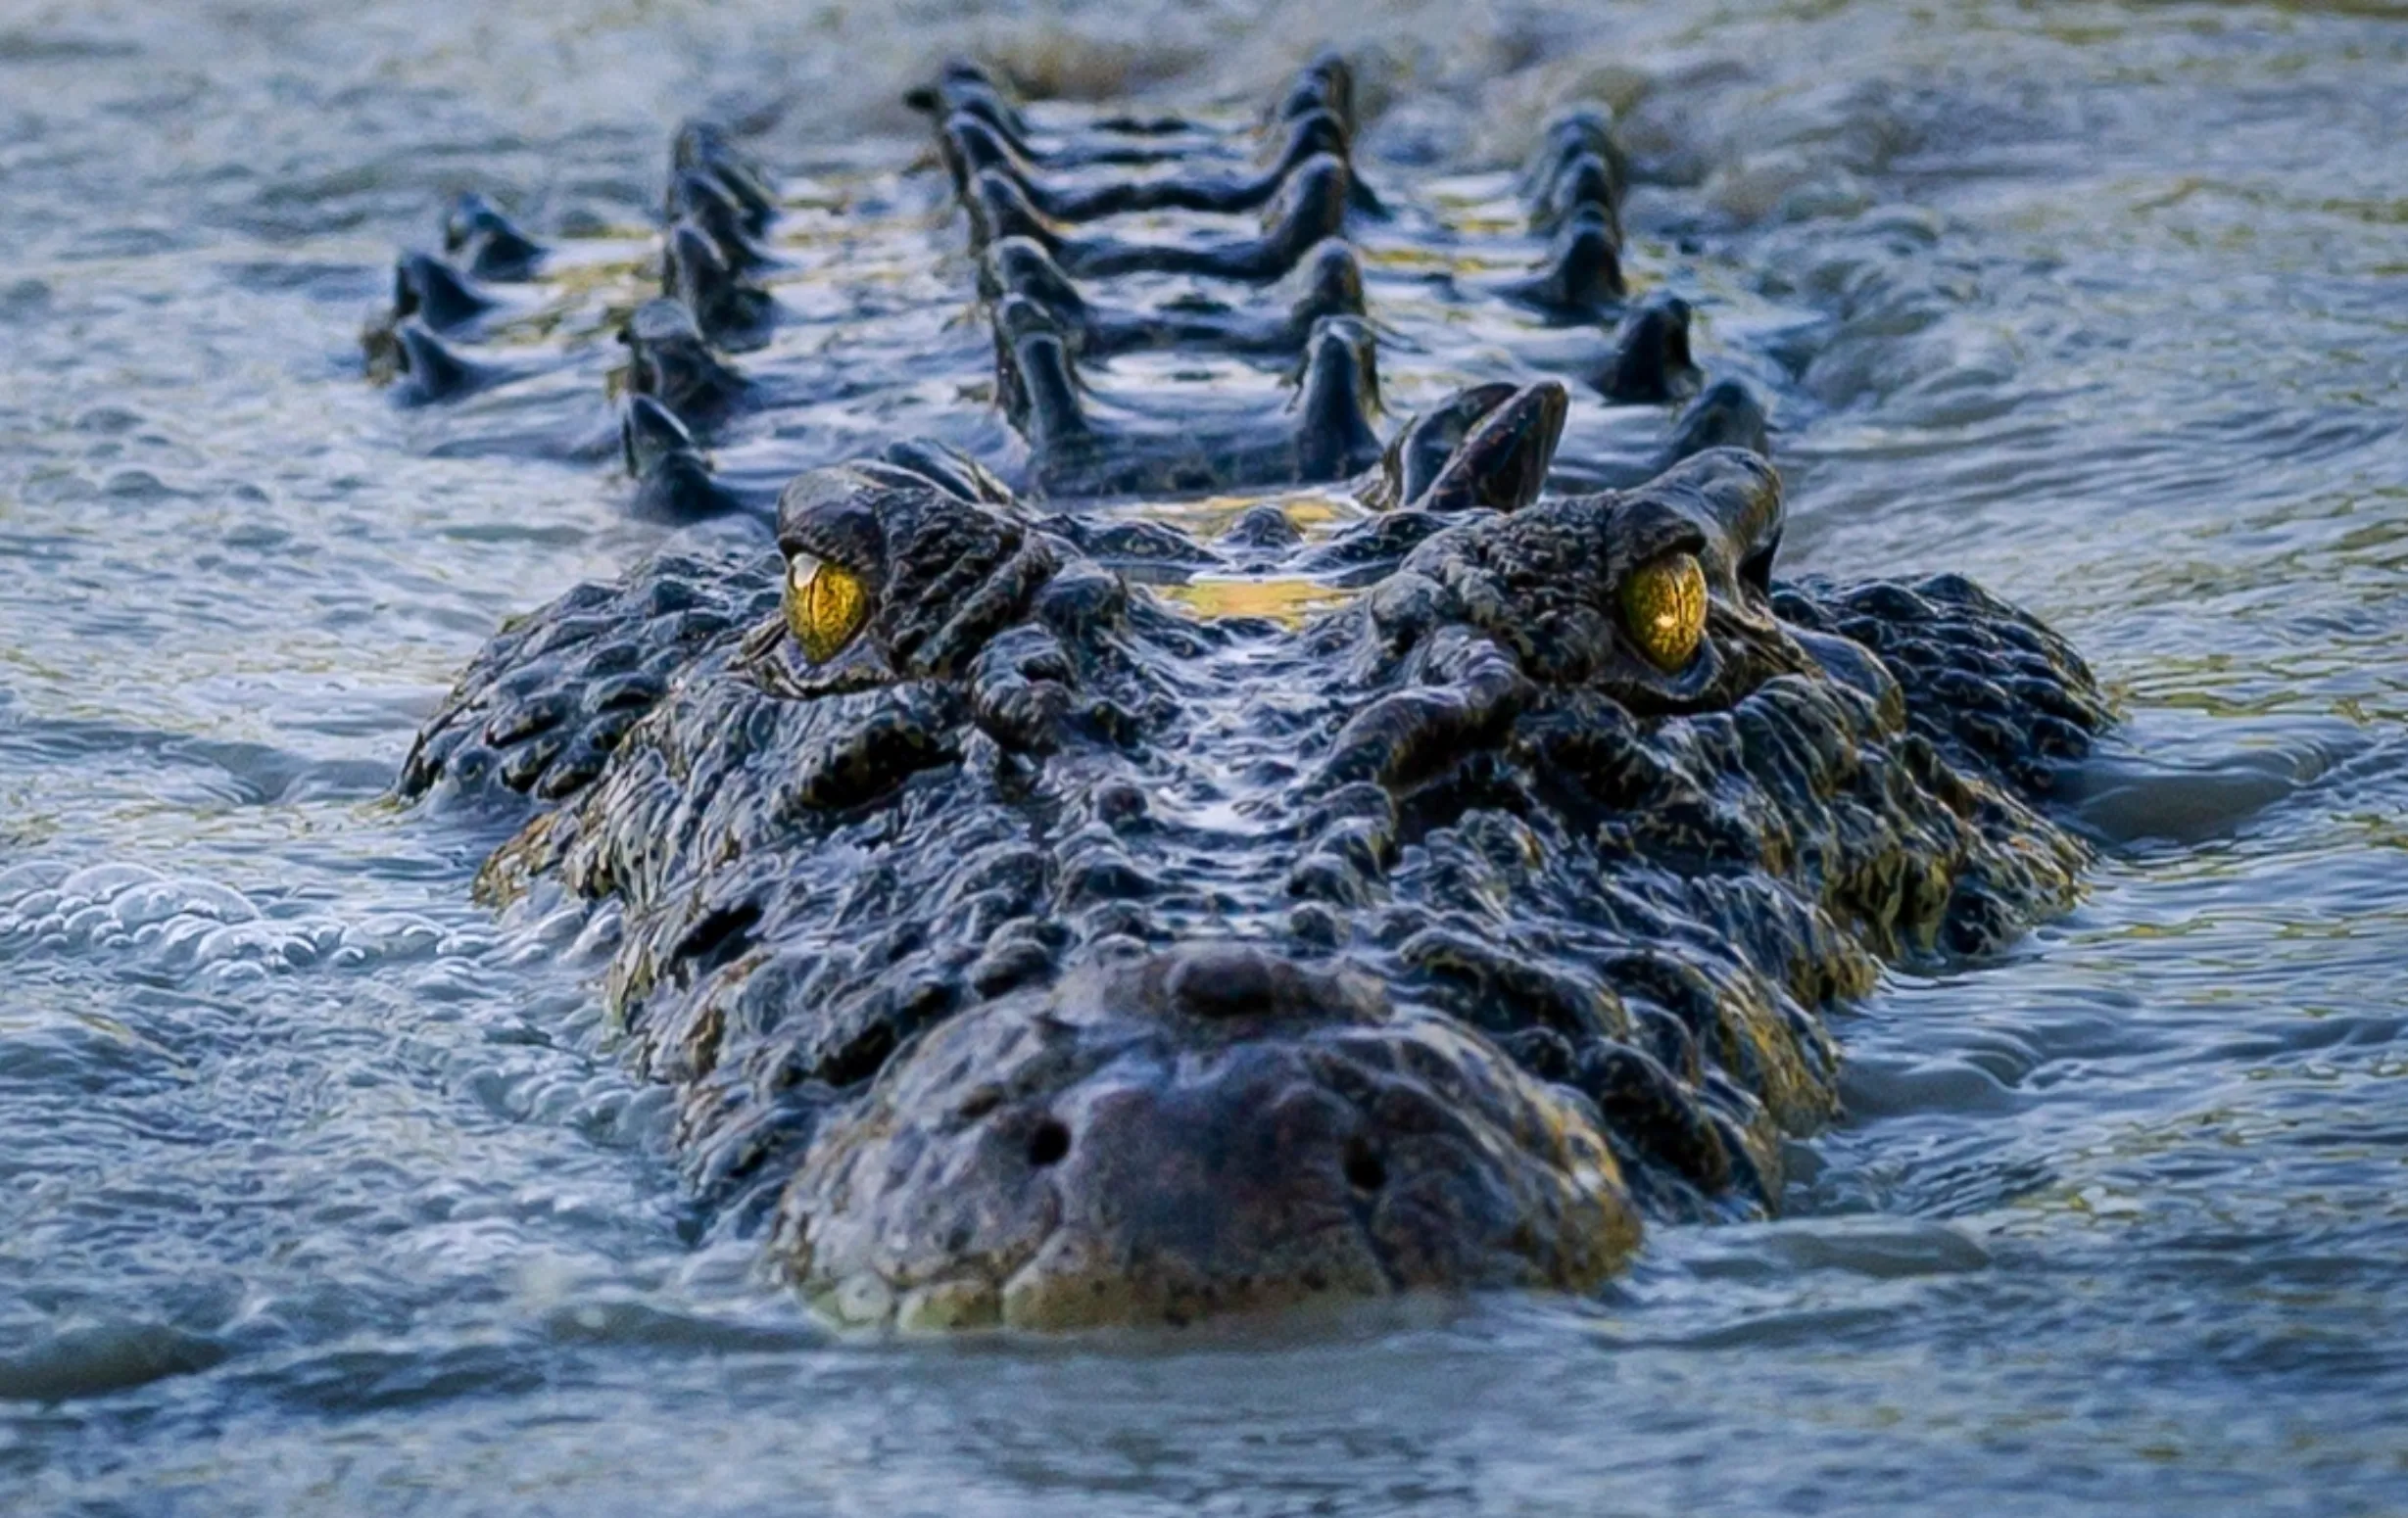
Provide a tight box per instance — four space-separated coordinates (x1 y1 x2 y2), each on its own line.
404 440 2105 1330
385 57 2111 1329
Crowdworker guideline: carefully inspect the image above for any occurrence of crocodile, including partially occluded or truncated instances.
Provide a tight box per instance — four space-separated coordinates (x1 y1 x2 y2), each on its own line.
383 57 2110 1330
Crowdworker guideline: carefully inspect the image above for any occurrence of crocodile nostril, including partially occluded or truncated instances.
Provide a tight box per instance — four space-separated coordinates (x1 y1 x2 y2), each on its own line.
1343 1138 1386 1194
1027 1117 1071 1168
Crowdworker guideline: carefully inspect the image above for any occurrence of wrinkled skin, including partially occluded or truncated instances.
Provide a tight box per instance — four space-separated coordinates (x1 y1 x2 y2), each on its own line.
388 55 2111 1332
790 946 1641 1330
403 441 2108 1330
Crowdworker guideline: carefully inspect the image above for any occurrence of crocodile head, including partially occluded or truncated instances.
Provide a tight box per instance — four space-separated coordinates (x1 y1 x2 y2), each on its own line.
409 441 2105 1331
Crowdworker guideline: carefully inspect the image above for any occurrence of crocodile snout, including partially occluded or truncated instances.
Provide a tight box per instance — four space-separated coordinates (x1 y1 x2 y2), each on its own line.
778 944 1641 1332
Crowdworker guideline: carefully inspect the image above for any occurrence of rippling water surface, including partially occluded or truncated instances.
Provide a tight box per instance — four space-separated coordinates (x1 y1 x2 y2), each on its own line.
2 0 2404 1512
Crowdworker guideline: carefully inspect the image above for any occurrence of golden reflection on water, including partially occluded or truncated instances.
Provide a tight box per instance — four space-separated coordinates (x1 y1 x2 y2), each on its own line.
481 245 657 348
479 186 927 349
1152 576 1357 626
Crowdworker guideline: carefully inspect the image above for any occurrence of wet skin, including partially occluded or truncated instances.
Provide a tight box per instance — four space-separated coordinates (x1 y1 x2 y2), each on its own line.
385 57 2111 1330
403 432 2107 1329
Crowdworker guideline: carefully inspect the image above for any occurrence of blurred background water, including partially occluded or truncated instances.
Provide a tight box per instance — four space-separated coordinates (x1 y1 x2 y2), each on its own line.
0 0 2403 1512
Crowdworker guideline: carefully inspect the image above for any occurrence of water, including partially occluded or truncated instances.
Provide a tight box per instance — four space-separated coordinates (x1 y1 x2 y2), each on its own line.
2 0 2404 1511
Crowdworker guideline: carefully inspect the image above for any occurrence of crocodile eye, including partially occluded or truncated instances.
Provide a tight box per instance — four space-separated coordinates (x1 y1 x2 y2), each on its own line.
784 551 871 664
1619 552 1708 672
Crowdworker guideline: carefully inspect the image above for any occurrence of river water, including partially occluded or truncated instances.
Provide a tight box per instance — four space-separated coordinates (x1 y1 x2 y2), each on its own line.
1 0 2403 1512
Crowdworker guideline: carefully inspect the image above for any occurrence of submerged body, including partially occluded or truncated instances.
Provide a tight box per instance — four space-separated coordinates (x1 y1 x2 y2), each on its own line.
388 57 2108 1330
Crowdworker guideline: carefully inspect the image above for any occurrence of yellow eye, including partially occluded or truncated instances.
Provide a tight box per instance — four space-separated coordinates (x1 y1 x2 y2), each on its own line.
1619 553 1708 672
784 551 871 664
